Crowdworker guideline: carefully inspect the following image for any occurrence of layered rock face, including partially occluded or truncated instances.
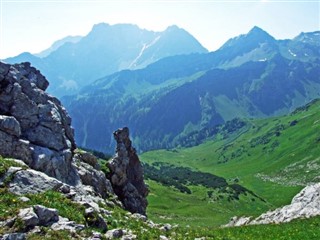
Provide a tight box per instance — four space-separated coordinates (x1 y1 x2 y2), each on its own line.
108 127 148 215
0 61 78 184
225 183 320 227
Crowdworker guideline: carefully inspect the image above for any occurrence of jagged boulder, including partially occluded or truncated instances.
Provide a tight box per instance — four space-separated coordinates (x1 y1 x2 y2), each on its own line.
18 207 39 229
225 182 320 227
5 168 63 195
0 61 78 185
33 205 59 226
108 127 148 215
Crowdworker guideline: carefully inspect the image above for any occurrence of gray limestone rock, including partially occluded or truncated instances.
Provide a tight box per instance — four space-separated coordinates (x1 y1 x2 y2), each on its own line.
159 223 172 232
108 127 148 215
8 169 63 195
251 182 320 225
121 230 137 240
225 182 320 227
75 155 113 198
131 213 147 222
50 217 85 232
31 146 80 185
0 131 33 163
33 205 59 226
59 184 71 194
159 236 169 240
0 61 78 185
104 229 124 239
89 232 103 240
0 116 21 137
12 62 49 91
18 207 39 229
18 197 30 202
0 218 16 228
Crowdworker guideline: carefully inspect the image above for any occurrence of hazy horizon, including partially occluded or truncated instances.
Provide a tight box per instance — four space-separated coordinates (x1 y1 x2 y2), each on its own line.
1 0 319 59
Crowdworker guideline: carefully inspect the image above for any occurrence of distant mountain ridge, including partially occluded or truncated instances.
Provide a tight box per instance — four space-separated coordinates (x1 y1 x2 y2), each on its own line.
35 35 82 58
5 23 208 97
62 26 320 153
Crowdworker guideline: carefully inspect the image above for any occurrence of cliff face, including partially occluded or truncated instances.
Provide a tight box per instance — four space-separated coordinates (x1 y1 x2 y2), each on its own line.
0 62 78 184
108 127 148 215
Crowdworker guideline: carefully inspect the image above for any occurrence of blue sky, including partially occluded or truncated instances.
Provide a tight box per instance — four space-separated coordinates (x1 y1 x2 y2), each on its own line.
0 0 319 59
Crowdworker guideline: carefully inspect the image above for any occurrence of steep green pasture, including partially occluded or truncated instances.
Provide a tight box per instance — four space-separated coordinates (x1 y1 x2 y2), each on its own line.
146 180 270 227
142 99 320 226
173 215 320 240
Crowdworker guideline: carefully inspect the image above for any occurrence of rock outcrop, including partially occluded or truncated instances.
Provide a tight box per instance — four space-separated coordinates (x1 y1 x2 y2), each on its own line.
0 62 78 184
0 62 153 238
0 61 121 207
5 168 63 195
225 183 320 227
74 152 114 199
108 127 148 215
12 205 85 232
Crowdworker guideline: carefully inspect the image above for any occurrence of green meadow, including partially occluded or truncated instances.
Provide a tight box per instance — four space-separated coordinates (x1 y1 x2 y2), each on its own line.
141 99 320 227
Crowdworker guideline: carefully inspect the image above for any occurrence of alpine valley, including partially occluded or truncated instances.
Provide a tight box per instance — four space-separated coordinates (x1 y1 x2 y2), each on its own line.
1 23 320 239
61 26 320 153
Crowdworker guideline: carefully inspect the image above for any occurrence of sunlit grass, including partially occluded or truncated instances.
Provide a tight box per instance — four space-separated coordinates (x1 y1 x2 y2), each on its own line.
142 99 320 227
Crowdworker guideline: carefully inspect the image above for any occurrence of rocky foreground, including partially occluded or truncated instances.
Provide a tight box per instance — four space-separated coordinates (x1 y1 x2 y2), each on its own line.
0 61 158 239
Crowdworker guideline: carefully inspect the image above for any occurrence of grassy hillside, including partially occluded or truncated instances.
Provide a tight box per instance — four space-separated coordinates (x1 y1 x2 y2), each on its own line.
172 216 320 240
1 155 319 240
141 99 320 226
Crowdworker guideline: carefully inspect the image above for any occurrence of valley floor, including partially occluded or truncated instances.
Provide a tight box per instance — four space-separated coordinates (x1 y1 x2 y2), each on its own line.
141 100 320 229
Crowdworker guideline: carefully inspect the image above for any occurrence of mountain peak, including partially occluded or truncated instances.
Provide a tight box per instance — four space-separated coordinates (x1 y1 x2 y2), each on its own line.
247 26 274 41
91 22 110 31
165 25 180 31
92 22 142 31
249 26 265 33
293 31 320 46
220 26 275 51
159 25 208 53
